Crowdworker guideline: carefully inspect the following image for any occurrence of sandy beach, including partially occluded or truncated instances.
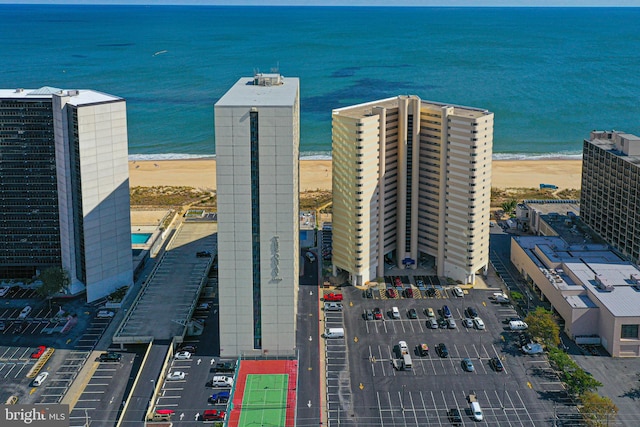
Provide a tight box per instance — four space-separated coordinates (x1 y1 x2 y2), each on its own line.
129 158 582 191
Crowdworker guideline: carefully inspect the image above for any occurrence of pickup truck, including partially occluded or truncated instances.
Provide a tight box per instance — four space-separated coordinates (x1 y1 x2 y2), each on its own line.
324 293 343 302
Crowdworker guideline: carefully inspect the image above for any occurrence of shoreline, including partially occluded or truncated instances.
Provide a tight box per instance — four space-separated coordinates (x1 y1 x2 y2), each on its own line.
129 158 583 191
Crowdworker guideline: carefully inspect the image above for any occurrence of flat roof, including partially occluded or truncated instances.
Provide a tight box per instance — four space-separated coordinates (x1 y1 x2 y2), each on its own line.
0 87 122 105
332 95 491 120
215 75 299 107
513 235 640 317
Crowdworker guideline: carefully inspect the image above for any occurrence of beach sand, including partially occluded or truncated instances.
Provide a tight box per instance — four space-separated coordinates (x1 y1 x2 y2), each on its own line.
129 158 582 191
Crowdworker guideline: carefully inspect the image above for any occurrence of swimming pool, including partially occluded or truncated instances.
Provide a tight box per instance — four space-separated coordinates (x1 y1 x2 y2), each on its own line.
131 233 152 244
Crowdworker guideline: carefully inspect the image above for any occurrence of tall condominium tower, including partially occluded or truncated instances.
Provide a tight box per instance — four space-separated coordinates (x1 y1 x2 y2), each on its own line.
0 87 133 302
215 74 300 356
332 95 493 286
581 130 640 264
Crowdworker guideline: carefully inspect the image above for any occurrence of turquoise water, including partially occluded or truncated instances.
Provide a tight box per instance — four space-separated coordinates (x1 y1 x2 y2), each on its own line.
131 233 152 244
1 5 639 159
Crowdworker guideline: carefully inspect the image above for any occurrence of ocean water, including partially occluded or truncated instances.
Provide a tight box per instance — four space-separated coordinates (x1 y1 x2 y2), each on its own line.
1 5 639 160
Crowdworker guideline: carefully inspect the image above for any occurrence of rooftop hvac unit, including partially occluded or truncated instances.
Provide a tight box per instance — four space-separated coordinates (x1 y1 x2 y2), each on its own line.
595 274 614 292
631 274 640 286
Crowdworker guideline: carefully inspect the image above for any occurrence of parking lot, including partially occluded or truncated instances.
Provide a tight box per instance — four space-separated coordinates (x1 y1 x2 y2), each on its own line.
323 280 572 426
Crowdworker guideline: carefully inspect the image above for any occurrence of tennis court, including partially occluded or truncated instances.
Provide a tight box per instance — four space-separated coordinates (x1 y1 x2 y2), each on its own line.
238 374 288 427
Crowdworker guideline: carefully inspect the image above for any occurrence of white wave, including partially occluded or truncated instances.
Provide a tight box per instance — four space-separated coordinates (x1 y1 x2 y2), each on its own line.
492 152 582 161
129 153 215 161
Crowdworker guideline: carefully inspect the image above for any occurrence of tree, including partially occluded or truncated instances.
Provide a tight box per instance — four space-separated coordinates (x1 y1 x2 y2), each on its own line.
36 267 70 309
580 391 618 426
525 306 560 347
501 199 518 215
565 369 602 397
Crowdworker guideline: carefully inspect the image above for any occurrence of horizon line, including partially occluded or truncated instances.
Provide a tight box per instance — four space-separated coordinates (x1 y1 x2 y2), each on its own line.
2 2 639 7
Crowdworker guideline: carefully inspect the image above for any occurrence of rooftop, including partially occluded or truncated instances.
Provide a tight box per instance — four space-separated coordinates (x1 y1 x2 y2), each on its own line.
0 87 123 105
215 75 299 108
332 95 491 120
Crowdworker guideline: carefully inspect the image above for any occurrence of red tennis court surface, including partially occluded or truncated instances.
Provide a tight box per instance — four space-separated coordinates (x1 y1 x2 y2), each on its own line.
227 359 298 427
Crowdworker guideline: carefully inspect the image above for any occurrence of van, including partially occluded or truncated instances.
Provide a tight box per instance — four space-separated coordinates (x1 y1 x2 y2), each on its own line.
509 320 528 330
391 307 400 319
401 353 412 369
208 375 234 388
325 328 344 338
471 401 483 421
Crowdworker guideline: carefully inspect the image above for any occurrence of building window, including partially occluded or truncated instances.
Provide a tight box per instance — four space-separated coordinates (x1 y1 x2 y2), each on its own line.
621 324 639 339
250 110 261 350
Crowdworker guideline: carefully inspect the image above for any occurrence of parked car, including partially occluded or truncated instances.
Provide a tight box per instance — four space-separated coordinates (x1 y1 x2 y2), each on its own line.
521 343 544 354
462 318 474 328
428 318 439 329
438 318 448 329
461 358 475 372
442 305 452 318
398 340 409 355
426 288 436 297
446 318 457 329
473 317 486 330
96 310 114 318
208 391 230 404
418 343 429 356
0 322 5 331
178 344 198 353
305 251 316 262
448 408 462 426
490 357 504 372
466 306 479 318
324 302 343 311
373 307 383 320
509 320 528 330
416 279 424 288
324 293 343 302
166 371 186 381
99 352 122 362
174 351 191 360
425 307 435 317
386 288 397 299
403 288 413 298
202 409 226 421
196 251 212 258
196 302 212 310
32 372 49 387
364 288 373 299
30 345 47 359
18 306 32 320
407 308 417 319
436 343 449 358
214 362 236 373
364 309 374 320
0 286 10 297
394 277 402 287
452 286 464 297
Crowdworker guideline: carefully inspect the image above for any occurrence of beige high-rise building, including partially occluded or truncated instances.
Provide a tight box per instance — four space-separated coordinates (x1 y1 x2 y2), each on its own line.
332 95 493 286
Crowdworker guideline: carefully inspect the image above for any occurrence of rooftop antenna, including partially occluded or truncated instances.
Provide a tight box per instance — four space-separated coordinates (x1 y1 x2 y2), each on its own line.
271 61 280 74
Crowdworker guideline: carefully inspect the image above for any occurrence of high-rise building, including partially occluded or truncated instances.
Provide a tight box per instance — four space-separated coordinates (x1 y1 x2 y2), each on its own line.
0 87 133 302
215 74 300 356
332 95 493 286
581 130 640 263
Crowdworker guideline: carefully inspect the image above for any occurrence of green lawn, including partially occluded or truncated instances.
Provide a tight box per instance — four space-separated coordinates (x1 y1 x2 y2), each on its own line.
238 374 288 427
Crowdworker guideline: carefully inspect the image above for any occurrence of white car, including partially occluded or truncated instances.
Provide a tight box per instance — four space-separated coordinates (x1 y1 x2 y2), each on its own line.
166 371 186 380
447 318 457 329
18 306 32 319
462 318 474 328
174 351 191 360
32 372 49 387
473 317 486 330
452 287 464 297
0 286 10 297
398 340 409 355
97 310 115 318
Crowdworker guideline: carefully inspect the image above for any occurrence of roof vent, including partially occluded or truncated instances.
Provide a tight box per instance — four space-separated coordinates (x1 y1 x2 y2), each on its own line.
15 88 24 93
594 274 614 292
253 73 283 86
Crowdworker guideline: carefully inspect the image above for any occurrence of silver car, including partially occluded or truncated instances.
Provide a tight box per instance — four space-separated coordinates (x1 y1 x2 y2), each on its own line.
324 302 343 312
447 318 457 329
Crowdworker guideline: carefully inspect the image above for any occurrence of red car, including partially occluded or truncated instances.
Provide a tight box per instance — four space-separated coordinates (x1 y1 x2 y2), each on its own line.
386 288 397 298
373 307 383 320
404 288 414 298
324 293 343 302
30 345 46 359
203 409 226 421
394 277 403 287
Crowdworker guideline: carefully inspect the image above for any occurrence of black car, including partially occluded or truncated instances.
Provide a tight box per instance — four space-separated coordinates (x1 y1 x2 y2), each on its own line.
438 318 448 329
436 343 449 358
364 288 373 299
178 344 198 353
214 362 236 373
490 356 504 372
196 251 212 258
465 306 478 318
407 308 418 319
447 408 462 426
99 352 122 362
426 288 436 297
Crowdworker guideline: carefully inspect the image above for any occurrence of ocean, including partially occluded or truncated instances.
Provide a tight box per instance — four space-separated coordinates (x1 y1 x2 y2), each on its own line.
1 5 639 160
